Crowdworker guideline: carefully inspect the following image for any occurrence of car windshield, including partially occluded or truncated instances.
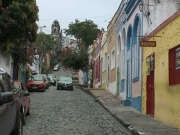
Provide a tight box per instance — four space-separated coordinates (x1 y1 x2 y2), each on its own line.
59 77 72 83
14 82 20 89
49 76 54 80
29 76 43 81
55 65 59 68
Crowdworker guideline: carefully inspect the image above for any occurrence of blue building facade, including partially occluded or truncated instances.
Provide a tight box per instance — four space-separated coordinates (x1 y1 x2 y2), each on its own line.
116 0 143 112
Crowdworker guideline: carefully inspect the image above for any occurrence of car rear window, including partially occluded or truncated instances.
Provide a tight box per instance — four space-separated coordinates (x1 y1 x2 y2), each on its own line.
29 76 43 81
60 77 72 83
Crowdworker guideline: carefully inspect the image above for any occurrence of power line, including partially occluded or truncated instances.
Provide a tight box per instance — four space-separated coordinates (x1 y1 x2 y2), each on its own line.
97 17 113 25
38 15 113 21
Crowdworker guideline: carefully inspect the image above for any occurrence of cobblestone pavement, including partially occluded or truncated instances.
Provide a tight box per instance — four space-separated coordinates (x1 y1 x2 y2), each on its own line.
24 70 132 135
24 87 132 135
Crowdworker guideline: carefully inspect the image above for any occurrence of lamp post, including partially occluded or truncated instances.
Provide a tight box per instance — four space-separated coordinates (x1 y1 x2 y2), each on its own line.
39 25 46 33
37 25 46 74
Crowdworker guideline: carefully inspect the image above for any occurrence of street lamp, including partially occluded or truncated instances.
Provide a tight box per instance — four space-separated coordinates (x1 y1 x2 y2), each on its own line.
39 25 46 33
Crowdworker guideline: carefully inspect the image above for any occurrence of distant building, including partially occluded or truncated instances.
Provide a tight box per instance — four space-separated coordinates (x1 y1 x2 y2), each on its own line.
62 36 78 50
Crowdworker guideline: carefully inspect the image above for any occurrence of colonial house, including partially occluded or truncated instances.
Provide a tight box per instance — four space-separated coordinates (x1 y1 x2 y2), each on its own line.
94 29 104 88
116 0 180 112
142 10 180 129
99 31 107 89
106 12 118 95
115 0 127 101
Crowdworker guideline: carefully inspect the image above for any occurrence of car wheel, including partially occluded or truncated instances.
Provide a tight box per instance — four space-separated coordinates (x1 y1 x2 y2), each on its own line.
26 104 30 116
11 112 23 135
22 107 25 125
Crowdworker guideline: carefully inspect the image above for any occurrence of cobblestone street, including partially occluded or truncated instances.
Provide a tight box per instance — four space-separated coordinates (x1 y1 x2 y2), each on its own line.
23 70 132 135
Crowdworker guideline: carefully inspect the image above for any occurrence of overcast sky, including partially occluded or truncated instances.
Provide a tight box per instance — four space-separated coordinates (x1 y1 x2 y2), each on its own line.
36 0 121 34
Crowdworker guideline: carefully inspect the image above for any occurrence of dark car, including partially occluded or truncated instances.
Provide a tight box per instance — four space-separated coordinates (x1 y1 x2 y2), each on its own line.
0 68 27 135
57 76 73 91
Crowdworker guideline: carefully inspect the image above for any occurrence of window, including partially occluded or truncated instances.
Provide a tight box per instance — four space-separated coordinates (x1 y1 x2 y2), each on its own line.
169 45 180 85
132 20 140 82
104 53 107 71
111 49 115 70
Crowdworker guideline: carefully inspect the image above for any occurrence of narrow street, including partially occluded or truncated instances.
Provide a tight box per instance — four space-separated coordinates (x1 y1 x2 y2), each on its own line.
24 68 132 135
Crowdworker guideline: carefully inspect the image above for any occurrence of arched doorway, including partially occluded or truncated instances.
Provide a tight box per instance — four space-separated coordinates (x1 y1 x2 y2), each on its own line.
121 28 126 94
116 67 120 96
126 24 133 99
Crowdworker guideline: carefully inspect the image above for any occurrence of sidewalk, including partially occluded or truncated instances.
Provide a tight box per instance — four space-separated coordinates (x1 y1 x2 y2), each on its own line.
79 87 180 135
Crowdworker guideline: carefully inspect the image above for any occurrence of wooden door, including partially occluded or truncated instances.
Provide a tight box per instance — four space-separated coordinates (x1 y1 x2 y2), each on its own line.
146 70 155 116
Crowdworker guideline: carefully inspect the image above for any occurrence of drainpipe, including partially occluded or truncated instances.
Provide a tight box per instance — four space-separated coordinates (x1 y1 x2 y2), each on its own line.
140 0 144 112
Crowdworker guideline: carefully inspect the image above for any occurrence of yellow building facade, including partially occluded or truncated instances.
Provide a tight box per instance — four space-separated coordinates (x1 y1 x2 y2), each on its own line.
142 10 180 128
100 31 107 89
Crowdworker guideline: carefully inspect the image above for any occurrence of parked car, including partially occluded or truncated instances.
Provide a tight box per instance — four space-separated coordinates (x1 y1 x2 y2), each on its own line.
53 64 60 71
40 74 50 89
26 75 46 92
14 80 30 124
0 68 25 135
49 76 56 86
57 76 73 91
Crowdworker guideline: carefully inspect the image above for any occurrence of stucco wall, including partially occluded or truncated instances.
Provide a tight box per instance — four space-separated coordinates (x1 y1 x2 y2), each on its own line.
0 54 13 77
142 13 180 128
107 33 117 83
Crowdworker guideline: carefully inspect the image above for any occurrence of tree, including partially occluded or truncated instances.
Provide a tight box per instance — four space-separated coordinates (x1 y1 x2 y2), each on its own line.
64 19 100 48
35 32 54 52
35 32 55 73
60 45 89 70
0 0 39 63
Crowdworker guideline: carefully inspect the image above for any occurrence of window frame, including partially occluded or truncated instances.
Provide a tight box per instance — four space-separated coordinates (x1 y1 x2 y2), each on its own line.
111 47 115 70
103 53 107 72
169 44 180 85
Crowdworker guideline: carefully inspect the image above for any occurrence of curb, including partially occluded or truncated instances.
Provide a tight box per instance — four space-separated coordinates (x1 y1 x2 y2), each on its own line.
78 86 140 135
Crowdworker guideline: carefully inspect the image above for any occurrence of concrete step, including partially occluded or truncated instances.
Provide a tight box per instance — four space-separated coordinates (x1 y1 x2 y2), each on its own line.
73 80 79 83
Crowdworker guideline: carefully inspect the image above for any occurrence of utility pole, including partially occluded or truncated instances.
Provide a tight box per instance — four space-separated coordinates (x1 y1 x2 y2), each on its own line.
38 25 46 74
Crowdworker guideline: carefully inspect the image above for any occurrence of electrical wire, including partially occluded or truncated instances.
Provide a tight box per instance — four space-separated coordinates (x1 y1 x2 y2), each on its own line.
39 15 113 21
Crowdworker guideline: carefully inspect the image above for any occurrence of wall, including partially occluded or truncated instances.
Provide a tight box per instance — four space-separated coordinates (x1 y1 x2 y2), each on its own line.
78 70 83 85
100 32 107 89
142 10 180 128
143 0 179 35
0 54 13 77
106 13 118 95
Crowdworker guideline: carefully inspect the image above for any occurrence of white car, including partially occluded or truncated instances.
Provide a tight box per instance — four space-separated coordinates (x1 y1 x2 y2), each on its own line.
53 64 60 71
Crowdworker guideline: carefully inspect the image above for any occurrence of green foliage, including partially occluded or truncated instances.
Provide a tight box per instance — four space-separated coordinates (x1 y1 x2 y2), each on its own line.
35 32 54 52
60 46 89 70
64 19 100 47
0 0 39 63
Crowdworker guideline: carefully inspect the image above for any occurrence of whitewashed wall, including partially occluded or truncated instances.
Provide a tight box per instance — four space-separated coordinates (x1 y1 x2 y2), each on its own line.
0 54 13 77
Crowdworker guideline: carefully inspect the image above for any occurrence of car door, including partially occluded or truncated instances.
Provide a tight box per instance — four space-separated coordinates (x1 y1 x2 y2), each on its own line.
21 83 29 114
0 74 16 135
